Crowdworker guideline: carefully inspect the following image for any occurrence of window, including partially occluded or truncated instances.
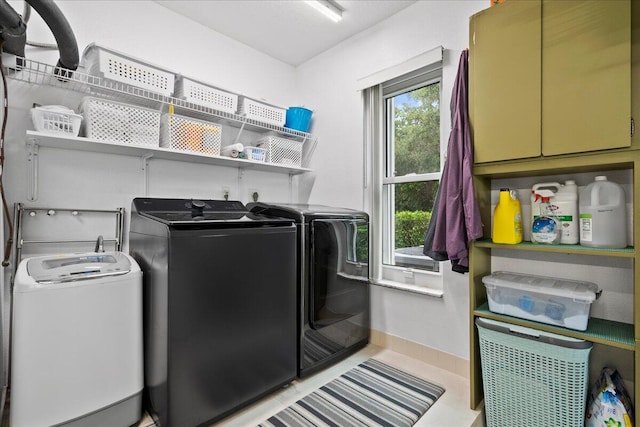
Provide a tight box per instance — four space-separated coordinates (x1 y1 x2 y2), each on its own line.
383 81 441 273
362 49 444 294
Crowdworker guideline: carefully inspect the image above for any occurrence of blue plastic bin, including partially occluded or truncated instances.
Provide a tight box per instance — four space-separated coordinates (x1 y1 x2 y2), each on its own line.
285 107 312 132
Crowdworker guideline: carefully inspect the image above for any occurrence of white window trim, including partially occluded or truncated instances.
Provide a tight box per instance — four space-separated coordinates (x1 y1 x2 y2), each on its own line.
362 49 446 296
372 271 443 297
384 172 441 185
356 46 443 90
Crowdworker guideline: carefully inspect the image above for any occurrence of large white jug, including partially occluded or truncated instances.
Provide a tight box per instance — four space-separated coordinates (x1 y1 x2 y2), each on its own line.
579 176 626 248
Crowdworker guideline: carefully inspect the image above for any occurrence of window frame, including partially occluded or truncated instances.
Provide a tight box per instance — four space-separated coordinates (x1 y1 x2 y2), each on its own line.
364 56 445 295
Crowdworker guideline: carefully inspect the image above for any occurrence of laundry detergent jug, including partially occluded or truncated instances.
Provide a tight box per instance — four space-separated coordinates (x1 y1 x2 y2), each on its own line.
579 176 627 248
531 180 578 244
493 188 523 244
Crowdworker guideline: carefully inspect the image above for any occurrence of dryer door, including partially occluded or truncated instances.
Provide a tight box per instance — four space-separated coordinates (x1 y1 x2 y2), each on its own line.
309 218 369 330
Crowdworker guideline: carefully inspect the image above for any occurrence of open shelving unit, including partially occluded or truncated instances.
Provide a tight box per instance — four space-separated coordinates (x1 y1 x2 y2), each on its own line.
468 1 639 423
473 239 636 350
468 150 640 417
7 57 318 173
25 131 311 175
474 303 635 350
473 239 635 258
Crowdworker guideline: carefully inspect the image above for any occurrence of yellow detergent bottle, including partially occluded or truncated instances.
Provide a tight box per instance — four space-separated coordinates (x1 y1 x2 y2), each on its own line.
492 188 523 244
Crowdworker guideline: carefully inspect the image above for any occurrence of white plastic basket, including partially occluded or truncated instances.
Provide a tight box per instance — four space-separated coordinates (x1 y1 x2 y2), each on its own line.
256 136 303 167
31 106 82 137
82 44 175 96
244 146 267 162
175 76 238 114
160 114 222 155
80 97 161 146
238 96 286 126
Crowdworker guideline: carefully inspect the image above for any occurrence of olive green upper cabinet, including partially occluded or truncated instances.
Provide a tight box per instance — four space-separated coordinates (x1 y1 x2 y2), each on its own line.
629 0 638 148
542 0 631 156
470 0 631 164
470 0 542 163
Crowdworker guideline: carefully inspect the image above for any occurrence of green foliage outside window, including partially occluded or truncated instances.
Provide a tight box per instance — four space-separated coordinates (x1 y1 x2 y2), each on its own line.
391 84 439 250
393 84 440 213
355 224 369 263
395 210 432 249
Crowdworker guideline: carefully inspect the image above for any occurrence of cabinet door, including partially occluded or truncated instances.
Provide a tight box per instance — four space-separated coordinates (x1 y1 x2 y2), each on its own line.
632 0 639 148
470 0 542 163
542 0 631 156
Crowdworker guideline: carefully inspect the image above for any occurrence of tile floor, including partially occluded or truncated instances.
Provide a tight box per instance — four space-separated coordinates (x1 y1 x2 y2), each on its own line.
139 344 484 427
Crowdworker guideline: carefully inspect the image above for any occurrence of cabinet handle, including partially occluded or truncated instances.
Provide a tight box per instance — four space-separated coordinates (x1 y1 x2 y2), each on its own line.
632 117 635 137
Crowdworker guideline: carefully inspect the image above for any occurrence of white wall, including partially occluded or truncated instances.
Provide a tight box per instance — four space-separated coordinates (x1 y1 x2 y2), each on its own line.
2 4 304 403
4 0 302 256
4 0 489 361
15 0 297 105
296 1 487 359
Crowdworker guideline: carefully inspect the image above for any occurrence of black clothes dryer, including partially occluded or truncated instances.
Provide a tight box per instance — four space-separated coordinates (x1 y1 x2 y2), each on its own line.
129 198 297 427
248 203 370 378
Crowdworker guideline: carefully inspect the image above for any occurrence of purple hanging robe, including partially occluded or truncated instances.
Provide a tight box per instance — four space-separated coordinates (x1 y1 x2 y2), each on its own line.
423 49 483 273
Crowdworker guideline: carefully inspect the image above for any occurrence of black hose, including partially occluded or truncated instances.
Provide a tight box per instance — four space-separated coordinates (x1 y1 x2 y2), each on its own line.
0 41 13 267
0 1 26 58
25 0 78 73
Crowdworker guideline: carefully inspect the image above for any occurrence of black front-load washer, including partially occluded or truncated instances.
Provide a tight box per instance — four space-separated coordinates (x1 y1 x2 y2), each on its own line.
248 203 370 378
129 198 297 427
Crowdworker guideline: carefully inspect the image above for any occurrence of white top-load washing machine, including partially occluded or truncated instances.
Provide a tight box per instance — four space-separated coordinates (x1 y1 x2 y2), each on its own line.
10 252 143 427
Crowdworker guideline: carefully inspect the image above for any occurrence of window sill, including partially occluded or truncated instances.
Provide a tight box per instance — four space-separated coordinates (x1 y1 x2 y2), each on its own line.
371 279 444 298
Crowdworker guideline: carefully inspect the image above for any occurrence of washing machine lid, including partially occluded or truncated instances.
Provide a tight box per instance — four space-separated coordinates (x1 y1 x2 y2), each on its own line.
26 252 131 284
248 202 368 221
132 198 293 226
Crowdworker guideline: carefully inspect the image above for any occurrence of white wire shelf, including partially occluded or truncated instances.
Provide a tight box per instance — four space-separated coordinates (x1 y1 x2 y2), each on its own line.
6 57 318 168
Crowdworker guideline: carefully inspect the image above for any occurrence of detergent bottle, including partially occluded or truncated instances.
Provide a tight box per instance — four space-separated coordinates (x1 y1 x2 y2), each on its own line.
531 189 561 244
579 176 627 248
492 188 523 244
531 181 579 244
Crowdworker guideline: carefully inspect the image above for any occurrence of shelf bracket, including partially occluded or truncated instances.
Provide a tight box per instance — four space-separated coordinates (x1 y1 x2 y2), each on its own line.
233 119 247 145
289 173 294 202
141 153 153 171
26 139 39 201
141 153 153 196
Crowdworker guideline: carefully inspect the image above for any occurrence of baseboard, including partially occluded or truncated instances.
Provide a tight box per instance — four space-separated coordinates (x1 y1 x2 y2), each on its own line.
370 329 469 379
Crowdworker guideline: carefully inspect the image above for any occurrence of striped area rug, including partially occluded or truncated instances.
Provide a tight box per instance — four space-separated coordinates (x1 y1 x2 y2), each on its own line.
302 330 344 366
257 359 445 427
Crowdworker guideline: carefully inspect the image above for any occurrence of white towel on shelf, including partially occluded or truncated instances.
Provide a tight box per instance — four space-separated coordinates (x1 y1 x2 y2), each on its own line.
221 143 244 158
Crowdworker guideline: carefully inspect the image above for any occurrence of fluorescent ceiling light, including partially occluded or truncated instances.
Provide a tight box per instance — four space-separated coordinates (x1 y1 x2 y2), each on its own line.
305 0 343 23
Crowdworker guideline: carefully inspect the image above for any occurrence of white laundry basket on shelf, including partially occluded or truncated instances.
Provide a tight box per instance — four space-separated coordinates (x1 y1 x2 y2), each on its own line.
256 136 303 167
80 96 161 146
82 43 175 96
31 106 82 137
174 76 238 114
160 113 222 155
238 96 286 126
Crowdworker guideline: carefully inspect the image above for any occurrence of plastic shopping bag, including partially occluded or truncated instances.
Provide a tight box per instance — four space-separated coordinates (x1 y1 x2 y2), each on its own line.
585 367 634 427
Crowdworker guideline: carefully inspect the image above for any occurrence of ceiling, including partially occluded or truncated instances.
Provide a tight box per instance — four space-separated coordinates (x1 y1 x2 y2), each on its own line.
154 0 418 67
